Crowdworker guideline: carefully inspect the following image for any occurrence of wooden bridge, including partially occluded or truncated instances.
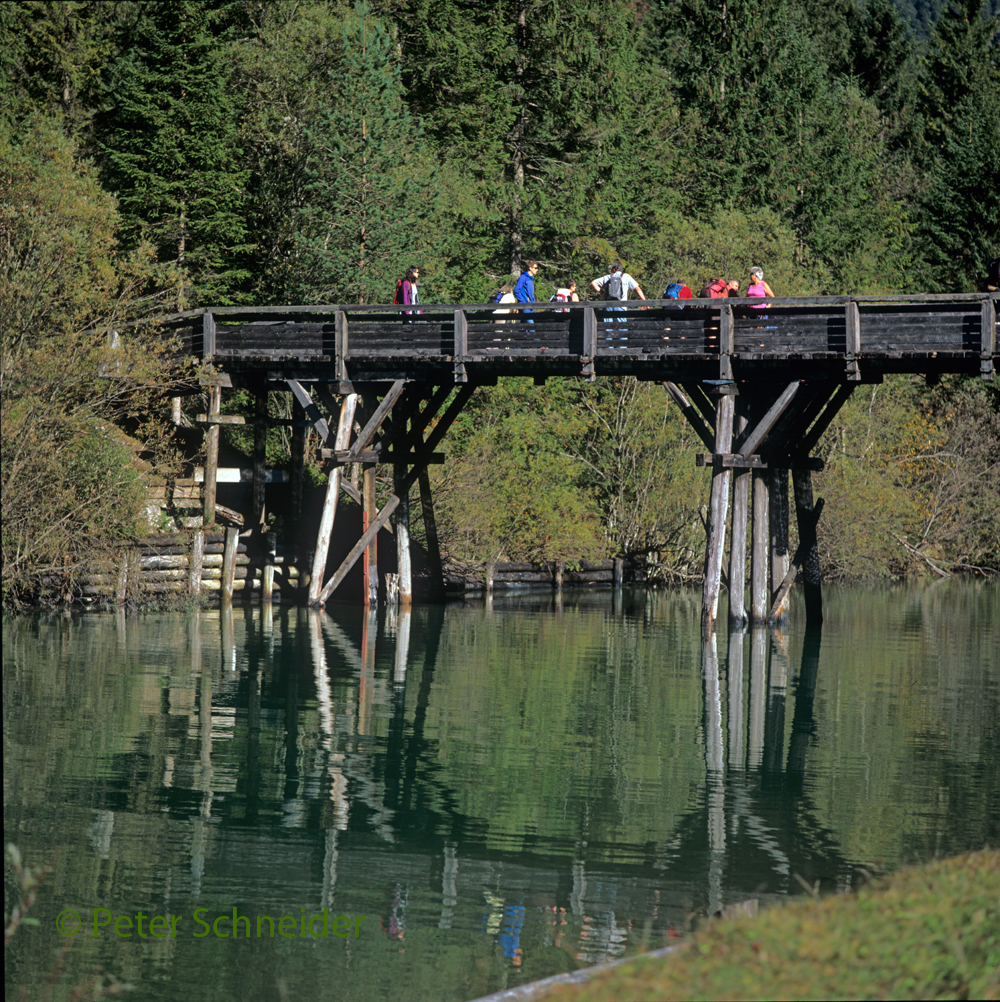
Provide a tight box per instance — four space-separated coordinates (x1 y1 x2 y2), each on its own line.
153 293 997 630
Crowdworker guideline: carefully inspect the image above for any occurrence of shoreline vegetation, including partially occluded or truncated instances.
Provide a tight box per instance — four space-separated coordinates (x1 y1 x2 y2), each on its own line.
3 1 999 609
525 849 1000 1002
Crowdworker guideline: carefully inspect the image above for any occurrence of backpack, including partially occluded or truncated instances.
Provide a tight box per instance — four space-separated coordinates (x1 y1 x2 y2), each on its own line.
393 279 404 305
604 272 623 300
700 279 728 299
665 282 684 300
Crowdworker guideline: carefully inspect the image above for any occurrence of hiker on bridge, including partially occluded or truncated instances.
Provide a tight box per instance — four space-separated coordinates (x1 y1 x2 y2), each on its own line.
590 261 646 304
699 277 740 298
514 261 539 307
393 266 421 315
746 267 774 307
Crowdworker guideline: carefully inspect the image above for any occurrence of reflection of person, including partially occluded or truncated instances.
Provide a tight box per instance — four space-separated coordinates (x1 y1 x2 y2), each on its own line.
746 267 774 308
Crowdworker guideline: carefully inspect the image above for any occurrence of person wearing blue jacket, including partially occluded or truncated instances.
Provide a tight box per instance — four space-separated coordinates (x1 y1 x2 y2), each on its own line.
513 261 539 315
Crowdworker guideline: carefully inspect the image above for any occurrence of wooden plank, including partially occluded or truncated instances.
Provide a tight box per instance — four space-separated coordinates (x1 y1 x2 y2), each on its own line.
335 309 348 381
198 373 232 388
737 381 802 459
455 308 468 384
195 413 246 425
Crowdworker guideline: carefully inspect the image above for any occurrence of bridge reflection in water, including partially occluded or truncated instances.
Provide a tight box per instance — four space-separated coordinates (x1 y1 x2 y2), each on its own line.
6 587 995 1002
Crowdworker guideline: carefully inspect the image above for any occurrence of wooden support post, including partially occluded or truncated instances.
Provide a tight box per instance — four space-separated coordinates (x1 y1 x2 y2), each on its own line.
253 384 267 530
189 530 204 598
983 296 996 380
203 385 221 525
792 469 823 624
702 393 735 632
221 527 239 606
290 399 307 536
363 464 378 607
613 557 623 588
554 560 564 592
418 468 444 600
394 463 412 608
751 470 769 624
335 309 348 382
845 301 861 382
582 308 597 380
309 393 357 606
486 562 495 595
263 531 277 604
454 309 468 383
729 404 749 626
768 468 791 624
203 311 216 358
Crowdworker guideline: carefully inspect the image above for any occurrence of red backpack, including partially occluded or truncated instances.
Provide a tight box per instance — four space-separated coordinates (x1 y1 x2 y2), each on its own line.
700 279 728 298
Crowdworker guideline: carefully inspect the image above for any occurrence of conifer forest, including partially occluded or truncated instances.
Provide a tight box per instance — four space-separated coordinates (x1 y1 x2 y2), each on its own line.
2 0 998 604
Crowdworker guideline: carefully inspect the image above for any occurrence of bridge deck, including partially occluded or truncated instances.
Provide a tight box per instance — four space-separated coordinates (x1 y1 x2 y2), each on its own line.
156 294 997 384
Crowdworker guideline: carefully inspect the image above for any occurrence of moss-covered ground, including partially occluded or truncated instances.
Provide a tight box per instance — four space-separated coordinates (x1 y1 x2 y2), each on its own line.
541 849 999 1002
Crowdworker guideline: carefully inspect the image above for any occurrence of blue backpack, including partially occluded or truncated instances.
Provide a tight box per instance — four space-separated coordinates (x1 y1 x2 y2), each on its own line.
665 283 684 299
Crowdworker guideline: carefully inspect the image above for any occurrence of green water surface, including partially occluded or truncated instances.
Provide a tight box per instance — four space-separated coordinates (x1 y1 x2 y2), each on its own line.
4 582 998 1001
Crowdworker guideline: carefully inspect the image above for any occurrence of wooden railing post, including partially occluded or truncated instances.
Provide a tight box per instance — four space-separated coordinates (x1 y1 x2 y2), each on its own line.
454 309 468 383
845 301 861 382
719 303 734 380
582 307 597 380
982 296 996 380
335 309 348 382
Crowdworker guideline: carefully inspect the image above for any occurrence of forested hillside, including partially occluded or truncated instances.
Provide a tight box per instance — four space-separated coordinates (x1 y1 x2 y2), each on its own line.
2 0 998 602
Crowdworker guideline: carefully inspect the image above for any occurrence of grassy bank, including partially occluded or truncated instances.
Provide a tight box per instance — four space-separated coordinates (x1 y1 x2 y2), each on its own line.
541 849 999 1002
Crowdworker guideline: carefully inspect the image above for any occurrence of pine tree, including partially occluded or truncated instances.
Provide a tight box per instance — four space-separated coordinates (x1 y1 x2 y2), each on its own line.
290 3 439 305
915 0 1000 290
95 0 249 306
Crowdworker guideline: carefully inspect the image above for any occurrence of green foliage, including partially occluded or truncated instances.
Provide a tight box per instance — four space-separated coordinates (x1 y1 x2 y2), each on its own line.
94 0 250 307
1 119 183 607
541 849 1000 1001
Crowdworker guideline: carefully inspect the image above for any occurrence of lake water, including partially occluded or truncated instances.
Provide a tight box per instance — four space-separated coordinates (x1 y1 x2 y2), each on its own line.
4 581 998 1001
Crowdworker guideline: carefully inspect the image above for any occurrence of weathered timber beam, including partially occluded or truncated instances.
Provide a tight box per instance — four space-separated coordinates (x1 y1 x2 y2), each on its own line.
702 393 735 633
285 378 331 442
983 297 996 379
737 381 802 459
348 379 407 457
695 453 824 470
664 381 715 451
317 495 400 604
681 382 717 432
196 413 245 425
198 373 231 388
793 383 856 460
756 382 830 459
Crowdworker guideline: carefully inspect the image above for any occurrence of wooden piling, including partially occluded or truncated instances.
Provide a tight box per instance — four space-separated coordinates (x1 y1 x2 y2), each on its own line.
768 468 791 624
554 559 564 593
613 557 623 588
418 468 444 600
308 393 357 606
363 464 378 607
221 526 239 605
189 530 204 598
702 391 735 632
728 404 749 626
750 471 769 623
394 463 412 608
262 531 277 604
253 383 267 530
290 399 307 533
792 468 823 624
203 385 221 525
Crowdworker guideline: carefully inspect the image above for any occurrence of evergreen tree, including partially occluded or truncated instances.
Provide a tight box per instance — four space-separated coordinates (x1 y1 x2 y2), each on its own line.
290 3 440 305
914 0 1000 290
95 0 249 306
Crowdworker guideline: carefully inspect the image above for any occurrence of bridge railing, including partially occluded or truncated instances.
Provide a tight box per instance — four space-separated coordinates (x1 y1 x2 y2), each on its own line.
146 294 996 379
